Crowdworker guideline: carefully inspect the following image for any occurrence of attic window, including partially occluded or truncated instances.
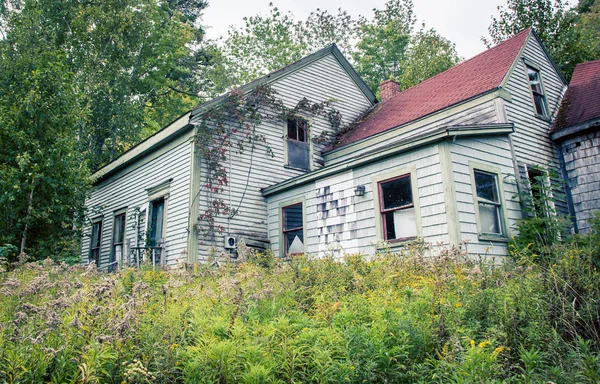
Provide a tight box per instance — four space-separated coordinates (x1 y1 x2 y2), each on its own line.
527 66 549 118
286 118 310 170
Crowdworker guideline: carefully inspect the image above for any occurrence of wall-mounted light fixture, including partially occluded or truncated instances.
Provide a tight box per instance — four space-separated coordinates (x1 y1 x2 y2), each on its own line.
354 185 365 197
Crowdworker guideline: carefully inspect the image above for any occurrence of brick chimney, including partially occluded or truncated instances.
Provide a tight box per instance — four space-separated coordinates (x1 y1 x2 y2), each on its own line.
379 79 401 101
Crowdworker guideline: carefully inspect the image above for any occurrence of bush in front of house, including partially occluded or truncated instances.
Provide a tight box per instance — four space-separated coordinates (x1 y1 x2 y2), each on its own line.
1 230 599 383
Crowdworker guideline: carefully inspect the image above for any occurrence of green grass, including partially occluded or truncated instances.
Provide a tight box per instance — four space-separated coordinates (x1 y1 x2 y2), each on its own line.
0 243 599 383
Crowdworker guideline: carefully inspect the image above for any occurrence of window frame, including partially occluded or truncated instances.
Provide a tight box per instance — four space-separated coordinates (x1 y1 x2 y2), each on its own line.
89 217 103 266
372 167 421 246
469 162 510 241
110 208 127 271
145 180 170 265
284 116 312 171
524 61 550 120
279 198 306 257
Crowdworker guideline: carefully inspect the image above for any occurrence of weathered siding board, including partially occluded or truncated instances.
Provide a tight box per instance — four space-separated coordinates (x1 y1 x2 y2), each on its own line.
193 53 374 260
558 130 600 233
82 138 193 267
325 99 501 165
449 137 521 257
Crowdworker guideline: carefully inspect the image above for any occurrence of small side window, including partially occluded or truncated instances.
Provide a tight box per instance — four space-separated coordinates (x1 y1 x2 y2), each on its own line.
282 203 304 255
474 170 503 235
526 65 549 118
286 118 310 170
89 220 103 266
378 174 417 241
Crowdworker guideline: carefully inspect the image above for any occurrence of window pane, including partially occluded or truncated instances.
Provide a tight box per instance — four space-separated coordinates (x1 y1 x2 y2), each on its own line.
288 140 310 169
287 119 297 141
479 203 501 234
114 214 125 244
381 176 412 210
384 207 417 240
533 94 547 116
149 199 164 246
474 171 499 203
297 119 307 142
91 222 102 248
284 204 302 230
285 229 304 254
528 67 542 93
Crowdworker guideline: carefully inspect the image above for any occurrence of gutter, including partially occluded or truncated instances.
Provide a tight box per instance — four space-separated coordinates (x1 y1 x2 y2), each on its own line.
262 123 515 197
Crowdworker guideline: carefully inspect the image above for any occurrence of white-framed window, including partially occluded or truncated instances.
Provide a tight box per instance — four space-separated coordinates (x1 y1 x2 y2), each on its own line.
89 218 103 266
285 117 311 170
377 173 418 241
470 165 508 240
526 65 549 118
281 201 304 256
111 209 126 271
145 179 170 265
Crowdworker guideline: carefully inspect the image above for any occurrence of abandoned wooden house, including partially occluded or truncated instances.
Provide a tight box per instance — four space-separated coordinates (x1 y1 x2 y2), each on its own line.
81 28 600 269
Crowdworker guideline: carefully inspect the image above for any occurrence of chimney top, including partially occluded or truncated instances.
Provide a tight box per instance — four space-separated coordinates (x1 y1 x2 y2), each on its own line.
379 79 401 101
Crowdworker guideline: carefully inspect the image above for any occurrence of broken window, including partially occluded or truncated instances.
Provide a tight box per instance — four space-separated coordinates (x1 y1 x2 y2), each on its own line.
527 66 549 118
89 219 103 266
111 212 126 271
474 170 503 235
378 174 417 241
282 203 304 255
287 118 310 170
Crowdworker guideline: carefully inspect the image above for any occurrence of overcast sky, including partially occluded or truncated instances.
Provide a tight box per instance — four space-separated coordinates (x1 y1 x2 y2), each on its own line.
202 0 509 60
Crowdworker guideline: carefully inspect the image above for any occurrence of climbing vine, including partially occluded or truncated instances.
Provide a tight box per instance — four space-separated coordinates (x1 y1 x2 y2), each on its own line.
192 84 346 240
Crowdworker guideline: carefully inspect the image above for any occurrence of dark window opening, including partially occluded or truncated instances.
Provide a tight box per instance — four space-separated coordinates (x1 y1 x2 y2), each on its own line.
287 118 310 170
378 174 417 241
89 220 102 266
282 203 303 255
527 168 546 217
111 213 126 271
527 66 549 117
148 198 165 265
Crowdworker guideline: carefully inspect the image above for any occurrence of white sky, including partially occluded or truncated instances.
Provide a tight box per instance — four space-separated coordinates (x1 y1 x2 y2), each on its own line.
202 0 508 59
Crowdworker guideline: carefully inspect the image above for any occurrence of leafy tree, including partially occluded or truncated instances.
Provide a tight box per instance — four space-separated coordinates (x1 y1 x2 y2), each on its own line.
486 0 599 80
0 1 89 261
219 4 360 87
218 1 460 94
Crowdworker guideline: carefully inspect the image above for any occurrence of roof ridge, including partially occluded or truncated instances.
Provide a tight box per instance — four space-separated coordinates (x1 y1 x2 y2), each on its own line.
382 27 531 100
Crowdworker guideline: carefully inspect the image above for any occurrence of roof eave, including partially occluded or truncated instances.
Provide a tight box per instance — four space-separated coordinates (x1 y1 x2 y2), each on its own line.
551 117 600 142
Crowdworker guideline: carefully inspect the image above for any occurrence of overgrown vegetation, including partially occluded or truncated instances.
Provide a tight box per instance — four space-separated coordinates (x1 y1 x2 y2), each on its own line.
2 222 599 382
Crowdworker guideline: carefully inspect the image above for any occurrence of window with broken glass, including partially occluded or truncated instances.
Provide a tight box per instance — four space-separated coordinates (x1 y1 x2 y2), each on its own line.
89 220 103 266
474 170 504 235
286 118 310 170
527 65 549 118
378 174 417 241
282 203 304 255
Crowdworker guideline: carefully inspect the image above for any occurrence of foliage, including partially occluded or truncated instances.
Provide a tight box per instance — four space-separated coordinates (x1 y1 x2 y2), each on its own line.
486 0 600 80
2 235 600 382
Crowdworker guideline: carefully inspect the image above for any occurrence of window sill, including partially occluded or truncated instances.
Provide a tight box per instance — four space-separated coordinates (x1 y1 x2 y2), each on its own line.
284 164 311 172
477 233 509 243
376 236 419 250
534 113 551 123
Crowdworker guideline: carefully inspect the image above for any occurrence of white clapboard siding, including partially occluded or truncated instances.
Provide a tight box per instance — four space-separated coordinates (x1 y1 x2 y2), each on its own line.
193 53 373 260
81 138 193 267
449 137 521 258
503 36 564 170
325 99 500 165
266 145 447 259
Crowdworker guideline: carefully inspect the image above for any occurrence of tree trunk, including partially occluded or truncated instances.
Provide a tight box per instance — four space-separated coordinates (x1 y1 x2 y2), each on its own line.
20 184 35 255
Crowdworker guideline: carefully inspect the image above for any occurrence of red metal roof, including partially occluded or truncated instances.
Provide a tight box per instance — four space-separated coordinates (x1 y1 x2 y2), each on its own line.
553 60 600 131
336 28 531 147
